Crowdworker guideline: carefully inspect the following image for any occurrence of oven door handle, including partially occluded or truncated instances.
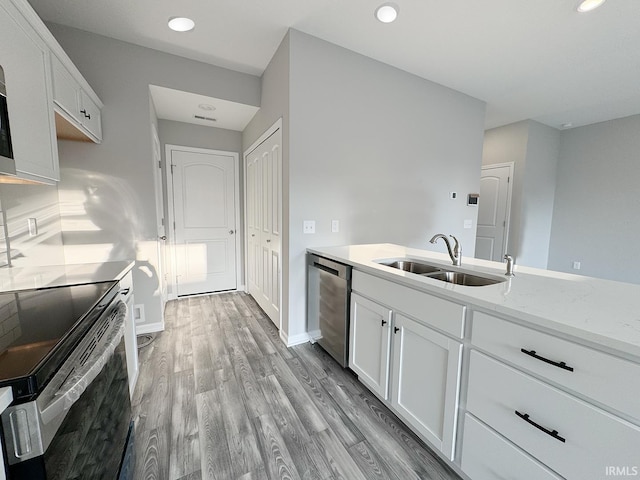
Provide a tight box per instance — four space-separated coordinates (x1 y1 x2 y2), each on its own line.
39 302 127 425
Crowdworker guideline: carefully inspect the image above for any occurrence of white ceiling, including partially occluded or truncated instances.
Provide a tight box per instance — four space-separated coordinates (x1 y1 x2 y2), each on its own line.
28 0 640 130
149 85 259 132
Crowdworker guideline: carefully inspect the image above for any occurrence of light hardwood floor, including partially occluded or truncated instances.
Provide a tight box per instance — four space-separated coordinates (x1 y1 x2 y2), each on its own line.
132 292 461 480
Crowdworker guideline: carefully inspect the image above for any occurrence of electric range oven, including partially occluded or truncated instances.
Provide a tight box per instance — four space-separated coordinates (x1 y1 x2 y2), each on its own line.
0 281 134 479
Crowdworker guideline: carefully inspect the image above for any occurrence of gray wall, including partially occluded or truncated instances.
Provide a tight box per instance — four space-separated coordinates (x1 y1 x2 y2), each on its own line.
482 120 559 268
286 31 486 338
548 114 640 284
48 24 260 328
0 183 65 267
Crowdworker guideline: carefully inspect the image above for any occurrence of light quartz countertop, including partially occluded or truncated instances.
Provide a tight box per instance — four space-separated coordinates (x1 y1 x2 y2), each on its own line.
0 261 135 293
308 244 640 360
0 388 12 413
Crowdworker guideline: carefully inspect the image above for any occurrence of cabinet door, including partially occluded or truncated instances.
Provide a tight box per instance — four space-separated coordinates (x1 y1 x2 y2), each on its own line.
391 313 462 460
349 293 391 399
51 54 81 123
79 89 102 141
0 0 59 182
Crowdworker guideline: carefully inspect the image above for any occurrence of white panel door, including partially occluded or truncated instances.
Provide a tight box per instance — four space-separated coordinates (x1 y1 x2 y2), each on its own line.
475 163 512 261
171 148 237 296
246 128 281 326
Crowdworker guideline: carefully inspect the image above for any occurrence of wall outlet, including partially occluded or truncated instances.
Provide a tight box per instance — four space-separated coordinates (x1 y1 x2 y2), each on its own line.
303 220 316 234
133 304 145 323
572 261 581 270
28 218 38 237
463 219 473 229
331 220 339 233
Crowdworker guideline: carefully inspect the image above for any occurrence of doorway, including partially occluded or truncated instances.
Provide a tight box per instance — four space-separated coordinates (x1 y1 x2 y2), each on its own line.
244 121 282 327
166 145 240 297
475 162 513 261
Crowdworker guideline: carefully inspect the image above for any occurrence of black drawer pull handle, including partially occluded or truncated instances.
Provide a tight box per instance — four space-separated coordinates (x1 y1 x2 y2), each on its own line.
381 319 387 326
515 410 565 443
394 326 400 334
120 288 130 296
520 348 574 372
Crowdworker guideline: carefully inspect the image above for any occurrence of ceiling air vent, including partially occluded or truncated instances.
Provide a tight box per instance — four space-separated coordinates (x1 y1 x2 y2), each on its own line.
194 115 217 122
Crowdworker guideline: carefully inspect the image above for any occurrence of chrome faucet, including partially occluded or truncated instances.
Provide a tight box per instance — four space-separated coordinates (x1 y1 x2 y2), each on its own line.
504 254 515 276
429 234 462 266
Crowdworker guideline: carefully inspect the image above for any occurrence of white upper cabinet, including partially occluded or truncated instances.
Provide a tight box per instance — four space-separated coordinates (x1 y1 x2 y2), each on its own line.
52 54 102 143
0 0 59 183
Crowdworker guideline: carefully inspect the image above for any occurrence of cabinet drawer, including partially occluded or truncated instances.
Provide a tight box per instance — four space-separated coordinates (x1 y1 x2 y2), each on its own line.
467 350 640 479
352 270 465 338
460 413 562 480
472 311 640 421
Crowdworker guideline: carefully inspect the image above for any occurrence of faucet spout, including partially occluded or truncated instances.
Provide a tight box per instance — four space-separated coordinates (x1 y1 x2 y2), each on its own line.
429 234 462 266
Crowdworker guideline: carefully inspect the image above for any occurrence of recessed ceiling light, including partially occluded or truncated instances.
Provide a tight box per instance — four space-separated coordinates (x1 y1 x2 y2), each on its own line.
577 0 606 13
198 103 216 111
168 17 195 32
375 3 399 23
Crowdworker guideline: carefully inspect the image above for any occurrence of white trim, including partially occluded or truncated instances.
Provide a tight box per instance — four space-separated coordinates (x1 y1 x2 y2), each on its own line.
480 162 514 258
135 322 165 335
164 144 242 298
280 330 311 347
242 118 284 331
245 118 283 157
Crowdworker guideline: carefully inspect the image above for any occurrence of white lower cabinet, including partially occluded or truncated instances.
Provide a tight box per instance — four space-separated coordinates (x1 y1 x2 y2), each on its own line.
349 293 392 399
349 275 464 460
460 413 563 480
466 350 640 479
391 313 461 460
120 271 139 398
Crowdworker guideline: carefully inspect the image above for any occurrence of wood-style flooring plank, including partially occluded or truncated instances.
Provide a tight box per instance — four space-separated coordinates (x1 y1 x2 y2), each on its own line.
347 440 393 480
311 428 368 480
216 371 263 478
196 389 234 480
252 414 302 480
169 369 200 480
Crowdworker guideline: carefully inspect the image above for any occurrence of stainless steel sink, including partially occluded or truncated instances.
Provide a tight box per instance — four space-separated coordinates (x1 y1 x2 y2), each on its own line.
425 271 504 286
378 260 442 275
376 258 505 286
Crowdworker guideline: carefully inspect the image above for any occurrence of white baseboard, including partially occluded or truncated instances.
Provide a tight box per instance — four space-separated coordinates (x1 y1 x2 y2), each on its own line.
135 321 164 335
280 329 313 347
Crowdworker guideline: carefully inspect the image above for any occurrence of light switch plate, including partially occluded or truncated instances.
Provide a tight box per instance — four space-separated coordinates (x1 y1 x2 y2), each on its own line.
303 220 315 234
464 219 473 229
331 220 339 233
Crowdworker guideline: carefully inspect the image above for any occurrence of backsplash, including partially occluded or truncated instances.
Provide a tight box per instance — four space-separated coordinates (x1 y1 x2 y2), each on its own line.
0 183 65 268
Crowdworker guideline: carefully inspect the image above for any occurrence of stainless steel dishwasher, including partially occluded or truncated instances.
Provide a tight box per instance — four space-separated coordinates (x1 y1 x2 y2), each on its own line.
307 253 352 367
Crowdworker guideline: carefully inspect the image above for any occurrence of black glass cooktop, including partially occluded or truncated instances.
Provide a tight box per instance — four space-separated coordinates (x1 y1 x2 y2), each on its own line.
0 281 118 400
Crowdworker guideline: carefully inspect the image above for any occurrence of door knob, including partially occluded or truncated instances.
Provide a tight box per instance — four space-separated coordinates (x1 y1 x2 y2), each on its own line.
229 230 235 235
159 235 167 241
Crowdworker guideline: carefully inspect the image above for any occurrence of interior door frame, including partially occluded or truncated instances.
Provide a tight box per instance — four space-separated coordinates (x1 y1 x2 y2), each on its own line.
150 123 168 311
243 118 282 326
164 144 242 300
479 161 514 259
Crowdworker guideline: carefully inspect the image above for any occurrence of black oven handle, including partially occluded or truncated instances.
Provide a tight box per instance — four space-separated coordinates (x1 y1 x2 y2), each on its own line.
39 302 127 425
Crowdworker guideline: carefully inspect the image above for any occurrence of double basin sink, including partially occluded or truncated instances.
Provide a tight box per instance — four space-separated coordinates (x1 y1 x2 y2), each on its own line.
376 259 505 287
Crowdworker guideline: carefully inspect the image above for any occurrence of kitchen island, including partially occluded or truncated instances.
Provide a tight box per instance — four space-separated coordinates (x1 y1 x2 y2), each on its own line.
308 244 640 480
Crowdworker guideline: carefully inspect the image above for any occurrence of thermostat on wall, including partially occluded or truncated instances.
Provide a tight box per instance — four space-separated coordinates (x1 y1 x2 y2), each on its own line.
467 193 479 206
